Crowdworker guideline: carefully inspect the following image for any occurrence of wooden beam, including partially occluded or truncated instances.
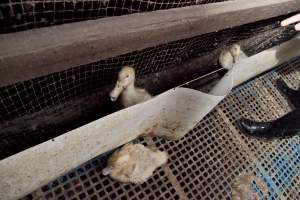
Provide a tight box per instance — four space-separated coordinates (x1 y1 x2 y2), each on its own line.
0 0 299 87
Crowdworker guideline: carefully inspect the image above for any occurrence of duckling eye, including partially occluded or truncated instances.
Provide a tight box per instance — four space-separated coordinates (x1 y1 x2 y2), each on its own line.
126 74 129 78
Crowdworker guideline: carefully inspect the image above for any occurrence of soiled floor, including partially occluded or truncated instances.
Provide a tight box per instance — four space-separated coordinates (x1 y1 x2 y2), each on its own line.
23 57 300 200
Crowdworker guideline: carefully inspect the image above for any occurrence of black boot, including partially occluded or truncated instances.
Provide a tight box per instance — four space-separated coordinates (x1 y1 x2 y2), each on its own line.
276 79 300 109
239 109 300 139
239 118 272 138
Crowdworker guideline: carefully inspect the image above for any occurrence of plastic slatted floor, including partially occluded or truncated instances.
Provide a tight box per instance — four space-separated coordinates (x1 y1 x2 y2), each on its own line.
24 58 300 200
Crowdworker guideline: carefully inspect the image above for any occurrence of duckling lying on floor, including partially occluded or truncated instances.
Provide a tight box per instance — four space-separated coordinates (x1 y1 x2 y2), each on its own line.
110 66 152 108
232 173 269 200
102 143 168 184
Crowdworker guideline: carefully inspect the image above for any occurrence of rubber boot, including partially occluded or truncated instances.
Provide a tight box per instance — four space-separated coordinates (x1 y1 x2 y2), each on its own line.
239 109 300 139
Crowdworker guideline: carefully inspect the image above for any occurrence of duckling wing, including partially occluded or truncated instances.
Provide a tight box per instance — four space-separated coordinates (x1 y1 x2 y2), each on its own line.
219 50 234 70
136 88 152 101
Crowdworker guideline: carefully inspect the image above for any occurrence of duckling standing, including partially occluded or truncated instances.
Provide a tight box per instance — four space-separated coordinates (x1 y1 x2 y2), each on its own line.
229 43 241 63
219 43 244 70
219 50 234 70
102 143 168 184
110 66 152 108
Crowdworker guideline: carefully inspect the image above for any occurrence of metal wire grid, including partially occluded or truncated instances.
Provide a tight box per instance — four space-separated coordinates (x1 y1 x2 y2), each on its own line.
0 15 296 123
22 57 300 200
23 138 183 200
216 59 300 199
0 0 228 34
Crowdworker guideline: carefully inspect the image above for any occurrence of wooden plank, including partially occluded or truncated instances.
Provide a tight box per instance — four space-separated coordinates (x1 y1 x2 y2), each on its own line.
0 0 299 87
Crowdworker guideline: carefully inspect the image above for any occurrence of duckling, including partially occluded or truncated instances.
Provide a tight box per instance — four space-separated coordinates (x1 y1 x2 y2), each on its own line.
110 66 152 108
219 49 234 70
102 143 168 184
219 43 243 70
232 173 269 200
229 43 241 63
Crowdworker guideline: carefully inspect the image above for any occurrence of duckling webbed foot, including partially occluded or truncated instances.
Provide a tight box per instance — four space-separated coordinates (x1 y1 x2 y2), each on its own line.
276 79 300 109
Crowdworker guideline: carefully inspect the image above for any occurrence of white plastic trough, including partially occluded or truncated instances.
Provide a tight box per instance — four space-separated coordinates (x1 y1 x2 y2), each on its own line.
0 35 300 200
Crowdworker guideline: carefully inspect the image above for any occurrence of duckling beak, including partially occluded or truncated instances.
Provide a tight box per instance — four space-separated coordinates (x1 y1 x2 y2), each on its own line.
110 81 124 101
109 87 120 101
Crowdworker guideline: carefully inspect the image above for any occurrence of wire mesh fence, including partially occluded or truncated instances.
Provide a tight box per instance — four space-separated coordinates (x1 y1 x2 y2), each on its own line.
0 14 296 122
22 57 300 200
0 13 298 159
0 1 299 198
0 0 228 34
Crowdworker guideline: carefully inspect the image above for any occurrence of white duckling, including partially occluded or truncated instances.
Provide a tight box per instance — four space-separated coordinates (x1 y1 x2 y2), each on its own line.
110 66 152 108
219 43 245 70
229 43 241 63
219 49 234 70
102 143 168 184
